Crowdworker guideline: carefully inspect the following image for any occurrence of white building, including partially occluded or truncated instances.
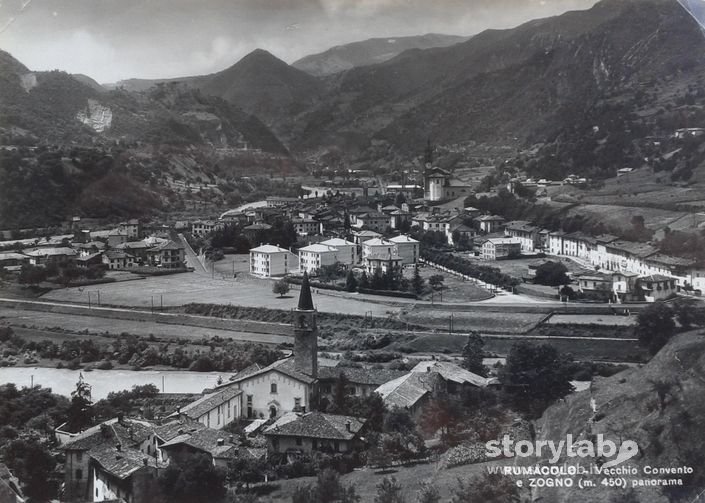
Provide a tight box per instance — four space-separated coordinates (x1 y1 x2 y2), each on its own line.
250 244 292 277
291 218 322 236
481 238 522 260
172 386 242 430
361 238 397 261
191 220 223 237
320 238 358 265
299 244 341 275
389 235 419 265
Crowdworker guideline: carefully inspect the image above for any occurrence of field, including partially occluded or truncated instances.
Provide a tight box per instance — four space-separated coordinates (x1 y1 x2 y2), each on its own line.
546 314 637 326
264 459 517 503
408 265 493 303
41 270 401 317
400 306 546 334
0 307 290 345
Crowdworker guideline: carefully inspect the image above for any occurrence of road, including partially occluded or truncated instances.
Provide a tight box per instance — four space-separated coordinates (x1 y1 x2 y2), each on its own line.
178 233 207 274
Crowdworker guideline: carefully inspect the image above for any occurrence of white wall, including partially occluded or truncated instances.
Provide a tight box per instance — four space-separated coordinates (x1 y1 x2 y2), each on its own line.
236 370 310 419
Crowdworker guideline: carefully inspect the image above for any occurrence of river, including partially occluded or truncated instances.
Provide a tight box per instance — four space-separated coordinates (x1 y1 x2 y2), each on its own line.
0 367 226 399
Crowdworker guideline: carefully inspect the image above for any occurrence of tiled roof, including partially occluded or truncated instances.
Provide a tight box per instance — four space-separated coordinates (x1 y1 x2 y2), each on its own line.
645 254 695 267
62 418 154 452
90 444 162 480
154 420 206 443
104 250 134 260
23 247 77 257
0 252 28 261
389 235 419 244
411 361 489 387
250 244 288 253
317 367 406 386
264 412 366 441
160 428 238 459
375 372 439 409
320 238 355 247
149 240 184 252
362 238 394 247
230 357 316 385
639 274 675 283
179 387 242 420
299 244 338 253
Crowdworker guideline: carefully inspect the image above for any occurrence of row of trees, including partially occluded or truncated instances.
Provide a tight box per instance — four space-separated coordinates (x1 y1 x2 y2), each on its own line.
636 299 705 354
421 250 520 290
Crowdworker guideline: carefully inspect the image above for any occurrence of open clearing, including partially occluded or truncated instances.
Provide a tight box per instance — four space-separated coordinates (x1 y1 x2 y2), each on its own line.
0 307 290 345
41 272 401 317
400 307 546 334
546 314 637 326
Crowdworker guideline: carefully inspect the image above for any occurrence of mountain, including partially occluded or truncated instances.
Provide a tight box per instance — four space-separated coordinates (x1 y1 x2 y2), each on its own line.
533 331 705 502
0 51 293 228
292 33 468 76
200 49 324 137
289 0 705 158
71 74 106 93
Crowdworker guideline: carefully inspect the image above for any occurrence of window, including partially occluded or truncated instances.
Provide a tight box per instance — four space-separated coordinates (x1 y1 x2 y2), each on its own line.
294 397 301 410
296 437 303 446
76 452 83 462
75 469 83 480
271 382 277 394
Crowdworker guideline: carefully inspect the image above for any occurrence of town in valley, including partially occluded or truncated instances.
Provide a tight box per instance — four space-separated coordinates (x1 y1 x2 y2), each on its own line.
1 0 705 502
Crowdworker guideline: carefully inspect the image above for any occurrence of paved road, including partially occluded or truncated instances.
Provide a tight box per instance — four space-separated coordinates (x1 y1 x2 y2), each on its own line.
178 233 208 274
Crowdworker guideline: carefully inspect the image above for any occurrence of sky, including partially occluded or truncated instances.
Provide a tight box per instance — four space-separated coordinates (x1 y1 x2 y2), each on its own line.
0 0 599 84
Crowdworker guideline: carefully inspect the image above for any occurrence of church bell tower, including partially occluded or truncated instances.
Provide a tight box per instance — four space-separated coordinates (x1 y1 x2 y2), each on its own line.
294 272 318 377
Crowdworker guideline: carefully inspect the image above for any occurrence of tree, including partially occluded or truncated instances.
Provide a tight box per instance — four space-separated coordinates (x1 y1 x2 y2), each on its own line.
500 342 574 417
428 274 444 290
415 482 440 503
672 299 705 330
159 452 227 503
345 270 358 292
18 264 46 286
394 192 406 206
637 302 676 354
292 469 360 503
375 477 405 503
411 265 425 295
3 439 57 501
66 374 93 432
533 261 569 286
359 271 370 289
272 278 290 298
461 332 487 377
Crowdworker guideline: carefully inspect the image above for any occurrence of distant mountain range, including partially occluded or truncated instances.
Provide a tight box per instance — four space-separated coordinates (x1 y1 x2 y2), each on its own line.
291 33 469 76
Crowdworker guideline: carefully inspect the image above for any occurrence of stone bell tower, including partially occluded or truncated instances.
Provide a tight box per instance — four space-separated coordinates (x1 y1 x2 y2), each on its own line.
294 271 318 377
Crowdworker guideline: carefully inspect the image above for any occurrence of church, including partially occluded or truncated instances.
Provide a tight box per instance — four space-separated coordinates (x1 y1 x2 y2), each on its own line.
229 272 319 419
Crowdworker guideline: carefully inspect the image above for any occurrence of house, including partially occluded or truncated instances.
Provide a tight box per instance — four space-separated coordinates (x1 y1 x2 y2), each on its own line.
424 166 450 201
24 247 77 266
190 220 223 238
374 372 441 419
230 274 319 419
61 417 161 503
74 241 106 258
158 427 240 469
352 212 389 232
299 244 341 275
146 240 185 269
317 367 406 401
410 360 493 394
0 252 29 270
107 233 129 248
242 223 273 243
319 238 357 265
389 235 419 265
389 209 412 230
447 222 476 246
481 238 522 260
117 219 141 240
352 230 382 245
361 238 396 261
249 244 292 277
264 412 366 456
476 215 506 234
76 252 104 269
291 218 322 236
365 251 403 276
171 386 242 430
267 196 299 207
639 274 677 302
102 250 136 270
114 241 150 264
504 221 540 254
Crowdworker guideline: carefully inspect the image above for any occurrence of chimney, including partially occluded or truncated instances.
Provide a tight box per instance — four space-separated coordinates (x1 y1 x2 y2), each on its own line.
116 443 122 452
177 428 184 435
217 438 224 446
143 458 148 466
345 421 351 433
229 435 235 444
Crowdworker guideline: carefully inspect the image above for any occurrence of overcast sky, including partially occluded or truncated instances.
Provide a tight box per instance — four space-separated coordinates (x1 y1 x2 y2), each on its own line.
0 0 598 84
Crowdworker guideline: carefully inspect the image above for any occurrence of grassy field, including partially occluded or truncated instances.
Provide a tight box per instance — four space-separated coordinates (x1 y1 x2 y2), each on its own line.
546 314 636 326
410 265 493 303
41 270 401 317
262 459 518 503
400 306 546 334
